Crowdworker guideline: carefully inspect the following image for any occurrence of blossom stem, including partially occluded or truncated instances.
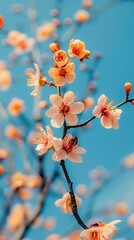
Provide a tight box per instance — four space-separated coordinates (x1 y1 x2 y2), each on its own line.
60 160 88 229
56 86 88 229
67 98 134 130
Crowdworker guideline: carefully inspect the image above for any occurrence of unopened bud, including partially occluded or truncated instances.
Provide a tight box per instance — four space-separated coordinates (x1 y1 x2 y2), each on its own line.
85 50 91 59
49 43 60 53
131 100 134 106
124 82 132 99
39 76 47 86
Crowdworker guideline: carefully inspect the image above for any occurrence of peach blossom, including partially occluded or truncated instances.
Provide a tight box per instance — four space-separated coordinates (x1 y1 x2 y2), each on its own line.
128 214 134 228
8 204 26 232
53 50 68 67
5 125 21 140
7 31 34 53
115 202 129 216
39 100 48 109
55 192 82 214
49 42 60 53
0 69 12 91
84 97 94 109
0 164 5 175
27 174 42 188
52 134 86 162
7 98 24 116
32 126 53 155
37 22 55 41
10 172 27 190
26 63 47 96
0 148 10 160
48 61 76 86
93 94 122 129
43 217 56 230
74 10 90 23
15 35 35 54
80 220 121 240
123 153 134 168
46 91 84 128
68 39 85 59
82 0 93 8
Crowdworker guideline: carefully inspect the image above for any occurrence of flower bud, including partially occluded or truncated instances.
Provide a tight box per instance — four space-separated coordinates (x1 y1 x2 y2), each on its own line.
124 82 132 98
0 16 4 29
49 43 60 53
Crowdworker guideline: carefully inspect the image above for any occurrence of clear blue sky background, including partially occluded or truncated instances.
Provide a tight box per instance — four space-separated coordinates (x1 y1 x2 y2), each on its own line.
0 0 134 239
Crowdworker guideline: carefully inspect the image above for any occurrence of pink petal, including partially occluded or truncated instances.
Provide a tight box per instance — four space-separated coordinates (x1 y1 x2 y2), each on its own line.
49 94 62 106
65 113 78 125
51 113 64 128
52 149 67 161
53 137 63 150
73 145 86 154
46 106 58 117
93 106 102 117
97 94 107 106
63 91 75 105
80 229 91 238
70 102 84 114
66 72 76 83
112 118 119 129
68 153 83 163
54 77 65 86
101 116 112 129
38 147 48 155
63 134 72 144
55 199 64 207
46 126 53 135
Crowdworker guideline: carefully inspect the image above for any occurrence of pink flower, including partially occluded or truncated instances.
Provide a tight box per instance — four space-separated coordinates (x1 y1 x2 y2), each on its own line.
93 94 122 129
26 63 47 96
80 220 121 240
52 134 86 162
48 61 76 86
32 126 53 155
55 192 82 214
46 91 84 128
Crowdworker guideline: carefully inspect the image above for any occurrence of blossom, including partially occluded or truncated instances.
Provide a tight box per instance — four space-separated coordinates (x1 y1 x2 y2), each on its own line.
37 22 55 41
53 50 68 67
0 69 12 91
32 126 53 155
7 98 24 116
5 125 21 140
52 134 86 162
93 94 122 129
8 204 26 232
80 220 121 240
48 61 76 86
26 63 47 96
0 15 4 29
46 91 84 128
68 39 90 61
0 164 5 175
74 10 90 23
7 30 34 54
10 172 27 190
55 192 82 214
123 153 134 168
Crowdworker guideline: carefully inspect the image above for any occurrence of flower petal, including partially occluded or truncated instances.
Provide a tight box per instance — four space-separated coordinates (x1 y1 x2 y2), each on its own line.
49 94 62 106
70 102 84 114
52 149 67 161
46 106 58 117
101 116 112 129
98 94 107 106
65 113 78 125
68 153 83 163
93 106 102 117
63 91 75 105
51 113 64 128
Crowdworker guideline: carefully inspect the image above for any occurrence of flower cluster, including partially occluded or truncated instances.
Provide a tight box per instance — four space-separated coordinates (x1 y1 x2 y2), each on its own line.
24 39 129 240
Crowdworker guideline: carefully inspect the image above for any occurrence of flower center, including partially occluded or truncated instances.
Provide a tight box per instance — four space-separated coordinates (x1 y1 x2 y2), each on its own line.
62 137 78 153
59 103 70 115
73 46 80 55
59 68 66 77
102 107 111 117
55 52 66 61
